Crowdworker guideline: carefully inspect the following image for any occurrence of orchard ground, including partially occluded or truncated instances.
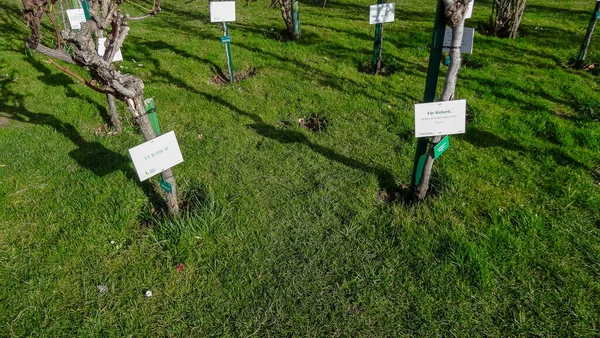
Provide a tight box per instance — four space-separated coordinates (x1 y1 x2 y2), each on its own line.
1 0 600 335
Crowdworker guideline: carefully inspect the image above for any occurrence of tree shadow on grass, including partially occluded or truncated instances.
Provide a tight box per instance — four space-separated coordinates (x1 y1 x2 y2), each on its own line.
0 74 167 212
24 56 115 127
461 127 590 171
122 43 403 195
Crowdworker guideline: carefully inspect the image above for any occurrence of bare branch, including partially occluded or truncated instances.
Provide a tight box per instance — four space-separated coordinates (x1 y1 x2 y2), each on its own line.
124 0 161 21
46 58 113 95
44 8 62 49
30 44 75 64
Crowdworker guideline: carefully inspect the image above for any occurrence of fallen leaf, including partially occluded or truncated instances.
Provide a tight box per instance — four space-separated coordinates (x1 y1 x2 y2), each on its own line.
176 263 185 273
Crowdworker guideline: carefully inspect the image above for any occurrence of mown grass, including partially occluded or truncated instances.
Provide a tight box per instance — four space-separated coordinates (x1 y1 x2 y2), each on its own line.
1 0 600 336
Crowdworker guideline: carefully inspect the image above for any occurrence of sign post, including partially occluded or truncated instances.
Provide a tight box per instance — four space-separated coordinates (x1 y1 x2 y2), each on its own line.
369 1 395 74
409 0 445 197
292 0 300 37
210 1 236 83
223 22 235 83
576 0 600 68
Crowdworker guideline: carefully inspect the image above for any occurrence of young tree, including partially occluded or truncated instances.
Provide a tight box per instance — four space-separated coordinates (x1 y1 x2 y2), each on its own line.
490 0 526 39
414 0 472 200
22 0 180 214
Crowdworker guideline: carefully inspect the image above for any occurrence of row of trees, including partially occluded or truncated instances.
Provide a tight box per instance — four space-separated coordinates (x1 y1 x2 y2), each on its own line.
22 0 595 211
276 0 528 41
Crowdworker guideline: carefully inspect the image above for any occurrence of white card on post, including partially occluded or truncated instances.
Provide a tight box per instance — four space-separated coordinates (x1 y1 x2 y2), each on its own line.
66 9 86 30
414 100 467 137
97 38 124 62
210 1 236 22
442 27 474 54
128 131 184 181
369 3 395 25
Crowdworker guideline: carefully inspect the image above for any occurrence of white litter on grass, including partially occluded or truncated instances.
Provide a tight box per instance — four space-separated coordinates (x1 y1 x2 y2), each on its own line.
144 290 153 298
97 285 108 293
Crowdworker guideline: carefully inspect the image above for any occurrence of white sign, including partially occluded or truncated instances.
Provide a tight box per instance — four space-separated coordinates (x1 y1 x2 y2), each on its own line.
369 3 395 25
66 9 86 30
465 1 474 19
210 1 236 23
128 131 184 181
442 27 474 54
97 38 123 62
414 99 466 137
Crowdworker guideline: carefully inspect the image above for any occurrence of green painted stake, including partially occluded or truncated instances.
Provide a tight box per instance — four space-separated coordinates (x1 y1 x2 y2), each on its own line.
144 98 161 136
371 0 384 74
576 0 600 68
409 0 446 196
81 0 91 20
223 22 234 83
292 0 300 37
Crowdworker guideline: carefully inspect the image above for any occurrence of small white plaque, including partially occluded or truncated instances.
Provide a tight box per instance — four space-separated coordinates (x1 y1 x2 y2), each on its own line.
442 27 474 54
128 131 184 181
210 1 236 23
414 100 466 137
465 1 474 19
66 9 86 30
369 3 395 25
97 38 123 62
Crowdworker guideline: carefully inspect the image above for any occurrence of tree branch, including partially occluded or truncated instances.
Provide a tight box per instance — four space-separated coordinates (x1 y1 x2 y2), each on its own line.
124 0 161 21
46 58 113 95
30 44 75 64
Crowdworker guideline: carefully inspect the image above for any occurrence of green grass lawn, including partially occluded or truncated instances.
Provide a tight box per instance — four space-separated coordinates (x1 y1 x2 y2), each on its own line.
1 0 600 335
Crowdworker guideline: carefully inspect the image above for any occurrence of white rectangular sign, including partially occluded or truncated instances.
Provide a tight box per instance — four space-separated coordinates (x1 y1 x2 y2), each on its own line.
465 1 474 19
128 131 184 181
97 38 123 62
66 9 86 30
414 99 466 137
442 27 474 54
369 3 395 25
210 1 236 23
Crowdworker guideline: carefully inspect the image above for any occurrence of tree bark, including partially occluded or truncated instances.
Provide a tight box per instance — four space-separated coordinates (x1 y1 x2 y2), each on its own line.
491 0 526 39
106 93 121 133
279 0 298 40
415 0 469 200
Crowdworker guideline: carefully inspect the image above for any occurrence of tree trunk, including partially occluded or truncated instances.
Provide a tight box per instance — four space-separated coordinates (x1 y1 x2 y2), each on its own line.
373 23 384 74
279 0 298 40
415 0 469 200
106 93 122 133
132 97 179 214
491 0 526 39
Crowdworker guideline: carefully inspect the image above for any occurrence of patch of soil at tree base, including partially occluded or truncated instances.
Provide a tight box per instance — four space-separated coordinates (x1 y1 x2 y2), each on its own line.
358 63 397 76
0 117 9 127
212 68 257 85
299 114 328 132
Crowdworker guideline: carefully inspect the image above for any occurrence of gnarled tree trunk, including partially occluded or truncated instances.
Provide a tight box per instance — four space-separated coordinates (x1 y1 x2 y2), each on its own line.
22 0 179 214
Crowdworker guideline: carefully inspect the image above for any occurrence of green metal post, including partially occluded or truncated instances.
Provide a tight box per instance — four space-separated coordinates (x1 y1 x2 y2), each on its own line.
144 98 161 136
292 0 300 37
409 0 446 198
576 0 600 67
223 22 235 83
81 0 91 20
371 0 384 74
